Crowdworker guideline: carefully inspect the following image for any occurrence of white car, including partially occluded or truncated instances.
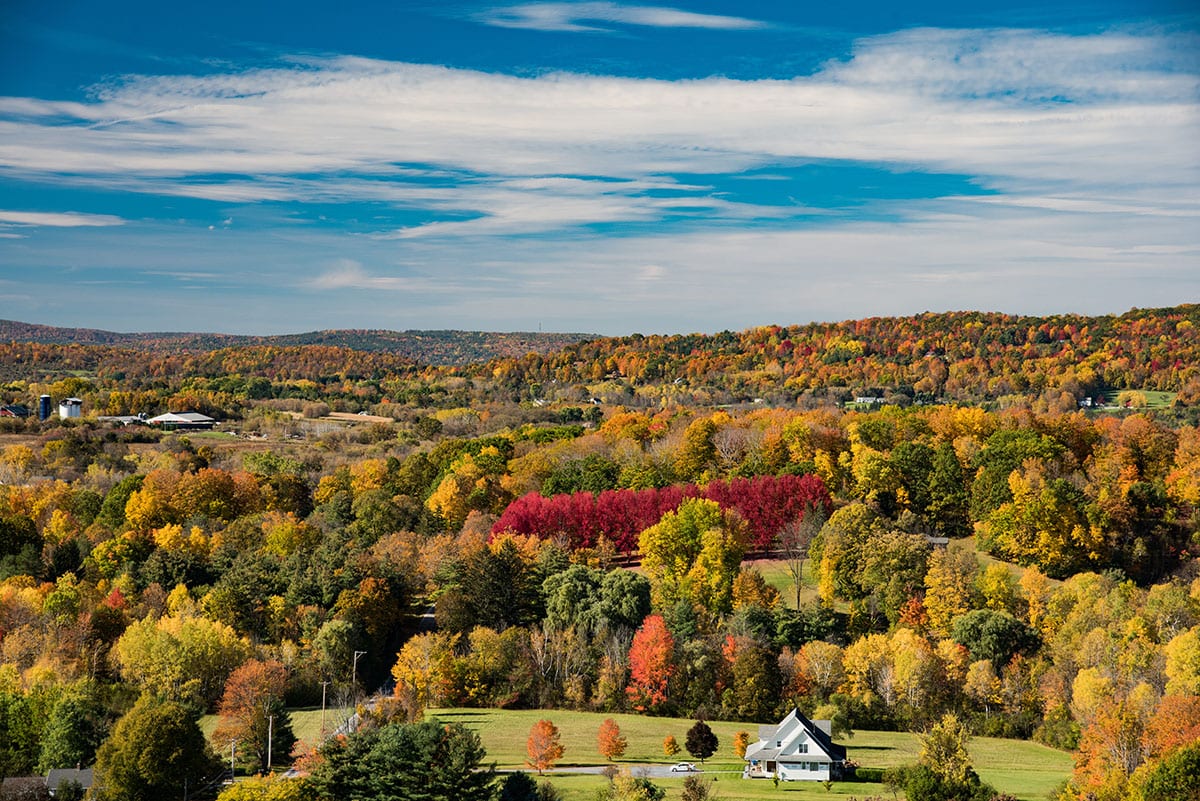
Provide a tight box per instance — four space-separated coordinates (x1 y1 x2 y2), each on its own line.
670 762 697 772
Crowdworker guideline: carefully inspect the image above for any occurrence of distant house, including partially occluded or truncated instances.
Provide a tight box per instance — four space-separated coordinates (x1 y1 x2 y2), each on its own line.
148 411 217 431
0 404 30 418
45 768 93 797
743 708 847 782
58 398 83 419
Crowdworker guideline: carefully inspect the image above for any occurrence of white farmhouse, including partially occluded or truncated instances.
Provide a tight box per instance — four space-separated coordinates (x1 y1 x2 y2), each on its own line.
743 708 847 782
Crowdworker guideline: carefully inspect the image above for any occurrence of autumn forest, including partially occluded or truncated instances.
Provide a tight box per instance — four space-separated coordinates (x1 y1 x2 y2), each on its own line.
0 305 1198 801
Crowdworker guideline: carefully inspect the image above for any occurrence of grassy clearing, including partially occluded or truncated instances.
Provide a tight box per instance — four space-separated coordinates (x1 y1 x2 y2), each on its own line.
745 558 821 609
429 708 1072 801
1100 390 1177 409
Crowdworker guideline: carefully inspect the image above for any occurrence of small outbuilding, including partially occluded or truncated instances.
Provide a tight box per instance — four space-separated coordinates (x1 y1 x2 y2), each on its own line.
58 398 83 419
148 411 217 431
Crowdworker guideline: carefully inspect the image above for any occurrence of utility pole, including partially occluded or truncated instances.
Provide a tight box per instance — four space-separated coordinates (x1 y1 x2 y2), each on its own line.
352 650 367 690
321 680 330 737
230 739 237 783
267 715 274 772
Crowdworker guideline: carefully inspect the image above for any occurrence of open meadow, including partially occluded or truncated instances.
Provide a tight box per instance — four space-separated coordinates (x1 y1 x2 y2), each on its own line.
427 707 1073 801
200 705 1072 799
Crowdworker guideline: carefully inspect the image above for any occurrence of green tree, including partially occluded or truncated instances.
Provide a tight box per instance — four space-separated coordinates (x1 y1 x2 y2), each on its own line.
597 569 652 632
927 442 970 538
542 564 603 633
0 690 40 777
1130 741 1200 801
441 538 541 633
497 771 538 801
93 695 221 801
639 498 748 615
38 683 109 772
951 609 1038 666
731 642 783 722
307 719 495 801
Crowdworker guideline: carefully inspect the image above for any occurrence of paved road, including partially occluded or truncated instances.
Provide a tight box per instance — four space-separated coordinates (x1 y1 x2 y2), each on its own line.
541 765 736 780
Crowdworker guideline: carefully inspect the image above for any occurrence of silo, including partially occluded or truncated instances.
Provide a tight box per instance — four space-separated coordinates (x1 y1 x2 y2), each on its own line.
39 395 51 420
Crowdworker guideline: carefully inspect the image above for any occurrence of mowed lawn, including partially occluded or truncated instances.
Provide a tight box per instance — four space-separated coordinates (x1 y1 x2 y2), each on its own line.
428 707 1073 801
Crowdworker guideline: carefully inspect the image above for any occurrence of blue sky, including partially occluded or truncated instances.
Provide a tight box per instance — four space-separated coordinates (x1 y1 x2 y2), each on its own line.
1 1 1197 335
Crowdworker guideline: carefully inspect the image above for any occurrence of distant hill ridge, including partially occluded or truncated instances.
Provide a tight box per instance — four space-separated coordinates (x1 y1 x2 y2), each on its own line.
0 320 596 366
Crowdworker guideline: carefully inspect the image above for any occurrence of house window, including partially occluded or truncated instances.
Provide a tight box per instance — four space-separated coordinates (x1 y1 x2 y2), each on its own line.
798 743 808 754
810 762 819 771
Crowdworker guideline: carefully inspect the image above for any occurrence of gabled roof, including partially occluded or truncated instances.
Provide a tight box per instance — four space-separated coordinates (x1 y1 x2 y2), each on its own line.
744 708 846 763
46 766 94 792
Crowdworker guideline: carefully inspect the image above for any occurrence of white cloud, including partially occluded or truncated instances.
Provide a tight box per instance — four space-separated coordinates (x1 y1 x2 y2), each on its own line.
479 2 766 32
307 260 410 290
0 26 1195 250
0 210 125 227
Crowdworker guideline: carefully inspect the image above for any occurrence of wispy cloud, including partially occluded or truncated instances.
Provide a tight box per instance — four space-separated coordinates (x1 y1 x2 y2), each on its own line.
307 260 420 291
0 210 125 227
479 2 767 32
0 27 1196 244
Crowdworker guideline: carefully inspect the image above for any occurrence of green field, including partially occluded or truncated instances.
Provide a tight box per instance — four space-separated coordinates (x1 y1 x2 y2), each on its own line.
427 707 1073 801
201 704 1070 798
1100 389 1177 409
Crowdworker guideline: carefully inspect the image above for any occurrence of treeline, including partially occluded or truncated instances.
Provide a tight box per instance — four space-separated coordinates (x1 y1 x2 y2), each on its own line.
478 305 1200 407
3 306 1200 417
0 319 591 366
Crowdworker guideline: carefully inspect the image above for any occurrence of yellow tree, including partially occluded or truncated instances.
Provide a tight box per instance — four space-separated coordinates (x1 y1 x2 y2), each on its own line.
1164 627 1200 696
391 631 459 721
964 659 1003 717
924 547 979 637
891 628 939 725
841 633 896 710
977 563 1019 614
115 614 251 708
425 447 510 529
794 640 844 700
732 567 781 611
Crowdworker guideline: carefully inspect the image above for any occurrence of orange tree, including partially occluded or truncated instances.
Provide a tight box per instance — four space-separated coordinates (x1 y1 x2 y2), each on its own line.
526 719 564 775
